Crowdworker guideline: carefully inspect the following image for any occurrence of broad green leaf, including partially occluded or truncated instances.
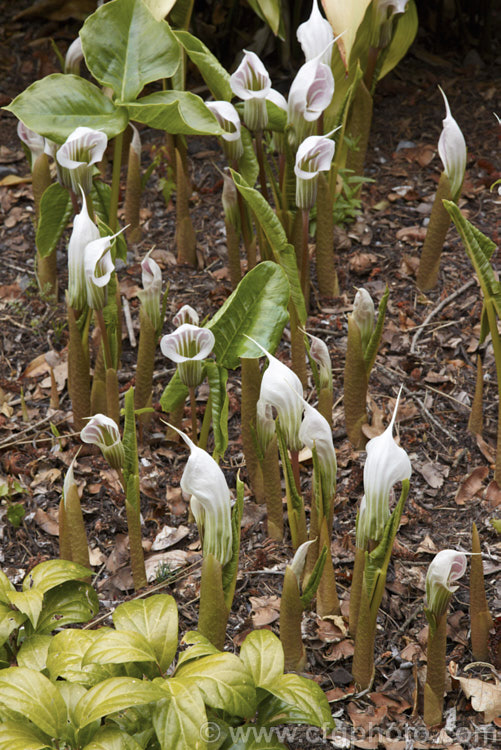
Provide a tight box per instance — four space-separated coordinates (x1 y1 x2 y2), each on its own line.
152 678 207 750
126 91 224 135
444 201 501 315
175 30 232 101
205 362 229 457
23 559 93 594
258 673 334 729
0 722 52 750
82 727 144 750
57 681 100 748
246 0 283 37
240 629 284 690
159 369 189 413
176 631 221 669
207 261 290 370
35 581 99 633
82 629 157 666
377 1 418 82
175 653 256 718
47 629 119 685
81 0 180 102
143 0 176 20
90 181 128 261
36 182 72 259
6 589 43 629
230 171 306 323
0 603 27 646
0 667 67 736
226 732 287 749
74 677 167 728
238 127 259 187
16 634 52 672
112 594 178 674
0 571 15 603
5 75 128 142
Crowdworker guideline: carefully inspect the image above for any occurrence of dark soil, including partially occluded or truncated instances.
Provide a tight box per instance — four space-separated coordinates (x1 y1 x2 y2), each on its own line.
1 2 501 748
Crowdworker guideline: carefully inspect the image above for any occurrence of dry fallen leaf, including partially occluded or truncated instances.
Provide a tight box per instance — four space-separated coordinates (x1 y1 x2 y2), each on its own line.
416 461 449 489
151 524 190 551
449 663 501 722
34 508 59 536
249 594 281 627
455 466 489 505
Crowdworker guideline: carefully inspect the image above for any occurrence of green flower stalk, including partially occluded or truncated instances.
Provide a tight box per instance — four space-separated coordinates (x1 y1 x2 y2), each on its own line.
172 426 243 649
344 287 388 449
351 393 411 689
59 452 90 570
280 541 327 671
124 124 142 244
424 550 467 726
174 147 197 266
470 522 493 662
221 171 242 289
417 88 467 291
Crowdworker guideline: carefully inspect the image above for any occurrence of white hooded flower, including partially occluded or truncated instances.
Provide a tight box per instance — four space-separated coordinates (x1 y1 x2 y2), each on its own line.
67 193 101 310
84 231 121 310
160 324 215 387
426 549 467 617
56 127 108 195
299 399 337 499
256 397 276 453
173 305 199 327
289 539 316 584
304 330 332 390
206 101 243 161
17 121 45 168
81 414 124 470
171 426 233 565
288 56 334 146
438 87 467 201
138 251 163 331
230 50 271 130
295 134 335 209
64 37 84 75
356 390 412 548
246 336 303 452
297 0 334 64
373 0 410 47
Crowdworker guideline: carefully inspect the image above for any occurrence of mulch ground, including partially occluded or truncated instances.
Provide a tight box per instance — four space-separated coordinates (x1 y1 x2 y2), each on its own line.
0 3 501 748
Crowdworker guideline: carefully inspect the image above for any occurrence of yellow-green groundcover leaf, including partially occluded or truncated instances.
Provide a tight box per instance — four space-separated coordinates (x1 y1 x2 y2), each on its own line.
0 721 52 750
82 629 158 666
152 678 208 750
240 629 284 690
74 677 167 728
0 667 67 737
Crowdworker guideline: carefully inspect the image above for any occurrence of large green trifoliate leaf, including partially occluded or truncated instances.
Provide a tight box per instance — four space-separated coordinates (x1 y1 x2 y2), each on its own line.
0 722 52 750
81 629 158 666
140 0 176 21
175 30 232 101
230 171 306 323
74 677 167 728
112 595 178 674
0 667 67 737
159 369 189 413
175 653 256 718
207 261 289 370
5 75 128 142
152 678 208 750
81 0 180 102
36 182 72 259
126 91 223 135
35 581 99 633
240 629 284 690
205 362 229 458
378 0 418 82
247 0 284 38
257 673 334 729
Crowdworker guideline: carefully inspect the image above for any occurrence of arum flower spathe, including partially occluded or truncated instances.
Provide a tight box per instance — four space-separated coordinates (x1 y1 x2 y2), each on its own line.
17 121 45 168
173 304 199 327
288 56 334 146
426 549 467 618
297 0 334 64
80 414 124 470
290 539 316 584
299 399 337 499
56 127 107 195
64 37 84 75
352 287 375 353
206 101 243 161
295 133 336 209
437 87 467 201
67 191 100 310
160 323 215 387
304 330 332 390
356 389 412 548
230 50 271 130
138 251 163 331
170 425 233 566
84 228 122 310
246 336 303 451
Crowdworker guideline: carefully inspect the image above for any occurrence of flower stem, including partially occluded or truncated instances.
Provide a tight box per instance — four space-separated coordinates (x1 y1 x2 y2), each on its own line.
109 131 124 233
198 393 212 452
95 309 113 372
301 208 310 310
290 449 301 495
255 130 269 203
189 387 198 445
424 611 448 726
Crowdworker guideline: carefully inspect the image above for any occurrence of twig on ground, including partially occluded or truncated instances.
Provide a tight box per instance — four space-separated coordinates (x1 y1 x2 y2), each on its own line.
410 278 476 354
